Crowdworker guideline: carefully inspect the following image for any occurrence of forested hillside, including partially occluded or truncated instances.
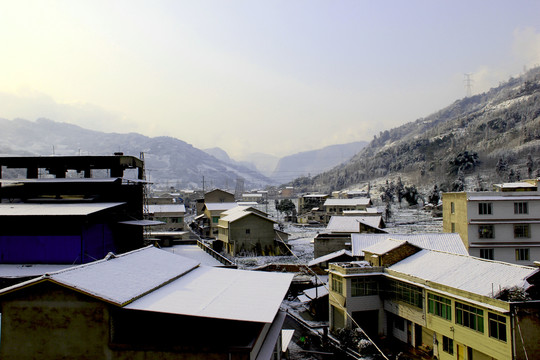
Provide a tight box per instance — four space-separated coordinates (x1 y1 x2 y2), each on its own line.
292 67 540 196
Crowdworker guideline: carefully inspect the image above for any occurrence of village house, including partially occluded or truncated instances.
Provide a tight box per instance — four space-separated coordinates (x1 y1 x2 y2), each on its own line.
313 216 387 258
0 246 293 360
296 193 329 224
442 182 540 265
147 203 186 231
328 239 540 359
217 206 289 256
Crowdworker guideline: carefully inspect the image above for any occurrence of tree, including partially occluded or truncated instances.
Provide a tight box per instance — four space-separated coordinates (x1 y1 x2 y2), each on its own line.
402 185 420 206
427 185 440 205
276 199 296 216
448 151 480 175
527 154 534 178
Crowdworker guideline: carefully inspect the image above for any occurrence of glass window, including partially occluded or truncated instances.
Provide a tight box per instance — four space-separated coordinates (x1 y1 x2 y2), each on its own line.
455 302 484 333
331 275 343 294
351 277 378 296
479 248 494 260
390 280 423 309
451 202 455 214
245 229 250 234
515 248 530 261
478 202 492 215
489 313 507 342
443 336 454 355
514 202 528 214
428 293 452 321
514 224 530 238
478 225 494 238
212 216 219 224
451 222 456 233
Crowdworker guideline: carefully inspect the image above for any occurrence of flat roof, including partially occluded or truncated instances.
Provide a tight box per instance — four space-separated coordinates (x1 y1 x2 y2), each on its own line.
148 204 186 213
0 202 126 216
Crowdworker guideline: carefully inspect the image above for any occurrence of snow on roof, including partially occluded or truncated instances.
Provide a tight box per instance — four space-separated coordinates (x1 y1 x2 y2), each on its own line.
242 193 263 197
0 202 126 216
118 219 164 226
343 208 381 215
126 265 293 323
495 182 537 189
468 194 540 201
326 216 383 233
148 204 186 214
16 246 200 306
324 198 371 207
220 205 274 224
204 202 238 211
302 194 328 198
302 285 328 300
362 238 408 255
308 249 353 267
162 245 223 267
388 249 538 297
351 233 468 256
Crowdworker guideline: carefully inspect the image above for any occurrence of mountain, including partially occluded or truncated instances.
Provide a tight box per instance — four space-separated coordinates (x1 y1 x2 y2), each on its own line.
293 67 540 196
271 141 368 184
0 118 271 190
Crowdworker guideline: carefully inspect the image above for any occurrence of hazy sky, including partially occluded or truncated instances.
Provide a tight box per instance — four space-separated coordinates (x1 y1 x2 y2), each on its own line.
1 1 539 159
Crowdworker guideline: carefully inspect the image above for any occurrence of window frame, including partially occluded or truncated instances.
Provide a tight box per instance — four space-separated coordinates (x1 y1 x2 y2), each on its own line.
515 248 530 261
514 224 530 238
514 202 528 214
478 224 494 239
428 293 452 321
479 248 494 260
455 302 484 333
351 277 378 297
442 336 454 355
478 202 492 215
488 313 507 342
331 275 343 295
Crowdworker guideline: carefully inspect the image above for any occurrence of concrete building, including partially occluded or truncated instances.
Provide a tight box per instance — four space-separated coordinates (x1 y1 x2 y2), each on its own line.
443 185 540 265
0 246 293 360
328 239 540 359
147 203 186 231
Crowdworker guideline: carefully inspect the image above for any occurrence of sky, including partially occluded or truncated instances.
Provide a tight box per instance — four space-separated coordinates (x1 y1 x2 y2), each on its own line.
0 1 539 160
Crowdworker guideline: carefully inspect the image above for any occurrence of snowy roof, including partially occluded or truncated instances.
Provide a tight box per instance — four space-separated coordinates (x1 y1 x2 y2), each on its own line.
0 246 293 323
343 208 381 215
351 233 468 256
162 245 224 267
494 182 537 189
302 285 328 300
148 204 186 214
0 202 125 216
242 193 263 197
302 194 328 198
126 265 293 323
308 249 353 267
204 202 238 211
468 194 540 201
323 198 371 207
220 206 275 224
326 216 383 233
388 249 538 298
362 238 409 255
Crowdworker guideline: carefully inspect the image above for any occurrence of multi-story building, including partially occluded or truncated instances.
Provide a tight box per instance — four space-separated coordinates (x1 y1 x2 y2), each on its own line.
328 239 540 359
442 183 540 265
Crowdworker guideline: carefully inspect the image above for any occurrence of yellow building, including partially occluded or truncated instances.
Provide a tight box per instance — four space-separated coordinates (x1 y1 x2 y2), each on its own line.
328 239 540 359
442 188 540 265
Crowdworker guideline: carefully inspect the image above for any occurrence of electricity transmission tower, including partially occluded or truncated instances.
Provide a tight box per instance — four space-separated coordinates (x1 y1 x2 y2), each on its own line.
464 73 474 97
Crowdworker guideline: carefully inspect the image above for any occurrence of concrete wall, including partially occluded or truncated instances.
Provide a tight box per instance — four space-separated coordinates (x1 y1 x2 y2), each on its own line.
229 215 277 256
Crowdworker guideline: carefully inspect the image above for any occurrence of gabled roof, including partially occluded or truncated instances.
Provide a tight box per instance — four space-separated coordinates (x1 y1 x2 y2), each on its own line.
308 249 353 267
0 246 293 323
0 202 126 216
323 198 371 207
388 249 538 298
362 238 409 256
220 206 276 224
204 202 238 211
351 233 468 256
326 216 384 233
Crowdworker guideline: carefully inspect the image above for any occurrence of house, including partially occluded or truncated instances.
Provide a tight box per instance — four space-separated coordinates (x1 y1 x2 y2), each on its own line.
323 198 372 218
217 206 289 256
297 194 329 223
0 246 293 360
0 155 150 271
442 185 540 265
147 203 186 231
328 239 540 359
313 216 387 258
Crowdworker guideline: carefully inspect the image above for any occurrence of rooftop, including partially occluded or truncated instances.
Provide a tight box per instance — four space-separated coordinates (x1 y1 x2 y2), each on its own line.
0 202 126 216
324 198 371 206
326 215 384 233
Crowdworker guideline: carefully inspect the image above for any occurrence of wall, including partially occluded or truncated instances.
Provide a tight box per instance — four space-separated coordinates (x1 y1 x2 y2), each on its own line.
229 214 276 256
442 192 469 248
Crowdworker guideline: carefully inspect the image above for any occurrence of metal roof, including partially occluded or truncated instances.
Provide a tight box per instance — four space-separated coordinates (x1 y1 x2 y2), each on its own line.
323 198 371 206
0 202 126 216
308 249 353 267
351 233 468 256
148 204 186 214
388 249 538 298
204 202 238 211
326 216 384 233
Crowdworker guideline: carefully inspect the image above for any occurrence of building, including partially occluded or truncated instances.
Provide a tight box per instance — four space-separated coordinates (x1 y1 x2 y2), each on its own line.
443 186 540 265
217 206 289 256
147 203 186 231
0 246 293 360
328 239 540 359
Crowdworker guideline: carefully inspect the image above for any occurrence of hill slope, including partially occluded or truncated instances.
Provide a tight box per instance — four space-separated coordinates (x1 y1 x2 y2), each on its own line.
293 67 540 195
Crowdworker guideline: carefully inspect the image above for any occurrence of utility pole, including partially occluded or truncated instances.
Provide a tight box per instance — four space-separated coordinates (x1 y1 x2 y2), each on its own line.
464 73 474 97
202 176 205 193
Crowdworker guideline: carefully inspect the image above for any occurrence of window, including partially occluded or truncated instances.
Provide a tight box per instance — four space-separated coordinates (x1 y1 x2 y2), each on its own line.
394 317 405 331
428 293 452 320
455 302 484 333
514 202 528 214
489 313 507 342
514 224 530 238
451 222 456 233
351 277 378 296
331 275 343 294
442 336 454 355
451 202 455 214
390 280 423 309
478 225 494 238
478 202 492 215
245 229 250 235
515 248 530 261
212 216 219 224
479 249 494 260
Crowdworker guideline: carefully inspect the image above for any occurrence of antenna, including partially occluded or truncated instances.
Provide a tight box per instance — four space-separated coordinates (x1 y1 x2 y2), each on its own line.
464 73 474 97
